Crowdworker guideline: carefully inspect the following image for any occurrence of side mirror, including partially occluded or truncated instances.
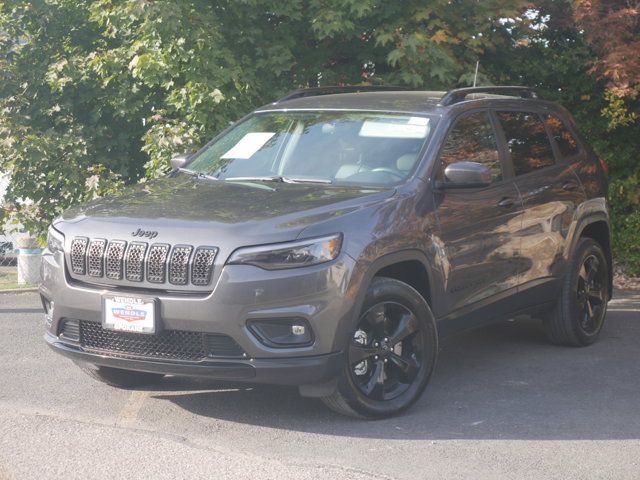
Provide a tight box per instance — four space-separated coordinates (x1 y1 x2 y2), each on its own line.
170 153 194 171
436 161 492 189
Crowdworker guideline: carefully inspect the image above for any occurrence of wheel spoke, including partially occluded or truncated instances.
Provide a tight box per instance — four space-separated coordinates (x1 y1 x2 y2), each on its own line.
349 343 377 365
389 312 418 345
579 264 589 283
365 304 387 337
362 360 384 398
389 353 419 382
586 257 600 283
587 288 603 303
585 297 594 318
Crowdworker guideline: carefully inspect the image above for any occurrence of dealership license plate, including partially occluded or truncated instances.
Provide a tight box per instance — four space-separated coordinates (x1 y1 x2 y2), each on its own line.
103 295 156 334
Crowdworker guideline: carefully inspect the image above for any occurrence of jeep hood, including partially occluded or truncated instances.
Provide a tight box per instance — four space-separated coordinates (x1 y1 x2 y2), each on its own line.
57 174 395 247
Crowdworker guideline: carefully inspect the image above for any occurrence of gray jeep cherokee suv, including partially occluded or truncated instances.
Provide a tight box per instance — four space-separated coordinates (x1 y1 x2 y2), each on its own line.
41 86 612 418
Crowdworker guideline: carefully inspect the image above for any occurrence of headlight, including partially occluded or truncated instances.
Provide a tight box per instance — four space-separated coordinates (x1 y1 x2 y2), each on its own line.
46 226 65 254
228 234 343 270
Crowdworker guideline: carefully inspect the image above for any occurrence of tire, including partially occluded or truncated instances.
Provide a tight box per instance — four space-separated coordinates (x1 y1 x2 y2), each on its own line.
544 238 609 346
321 277 438 419
78 363 165 388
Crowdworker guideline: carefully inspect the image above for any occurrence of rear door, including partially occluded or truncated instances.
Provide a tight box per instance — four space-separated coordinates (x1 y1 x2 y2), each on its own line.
494 110 586 295
433 110 523 315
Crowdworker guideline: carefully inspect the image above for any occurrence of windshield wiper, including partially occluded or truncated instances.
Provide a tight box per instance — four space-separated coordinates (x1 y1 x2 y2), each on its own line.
225 176 332 185
178 168 219 181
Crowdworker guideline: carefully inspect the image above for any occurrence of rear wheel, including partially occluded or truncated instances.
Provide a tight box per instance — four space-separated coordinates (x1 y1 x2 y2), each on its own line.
322 277 438 418
544 238 609 346
78 363 165 388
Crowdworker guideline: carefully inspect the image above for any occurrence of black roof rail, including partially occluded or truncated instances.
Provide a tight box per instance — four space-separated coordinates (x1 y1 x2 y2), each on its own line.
439 86 541 106
276 85 410 103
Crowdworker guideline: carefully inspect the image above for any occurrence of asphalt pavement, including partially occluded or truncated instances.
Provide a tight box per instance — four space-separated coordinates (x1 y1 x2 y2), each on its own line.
1 290 639 480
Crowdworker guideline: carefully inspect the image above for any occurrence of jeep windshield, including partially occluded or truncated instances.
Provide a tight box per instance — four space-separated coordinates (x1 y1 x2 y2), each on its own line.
185 111 435 186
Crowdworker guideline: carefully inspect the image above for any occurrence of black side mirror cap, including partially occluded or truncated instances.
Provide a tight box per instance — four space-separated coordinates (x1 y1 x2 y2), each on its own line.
435 161 492 190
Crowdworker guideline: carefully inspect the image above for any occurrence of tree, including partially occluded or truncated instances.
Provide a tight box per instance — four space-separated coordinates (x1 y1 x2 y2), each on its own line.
0 0 528 239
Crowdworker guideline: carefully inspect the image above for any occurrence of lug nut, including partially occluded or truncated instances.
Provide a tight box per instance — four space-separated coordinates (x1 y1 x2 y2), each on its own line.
384 358 388 363
374 355 379 360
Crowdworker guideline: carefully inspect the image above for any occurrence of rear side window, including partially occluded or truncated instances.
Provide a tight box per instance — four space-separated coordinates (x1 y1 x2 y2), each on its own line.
440 112 502 182
497 111 555 176
544 114 580 157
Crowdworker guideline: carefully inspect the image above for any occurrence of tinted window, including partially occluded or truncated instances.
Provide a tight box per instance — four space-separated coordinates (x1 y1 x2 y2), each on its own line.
544 114 580 157
440 112 502 182
497 111 555 176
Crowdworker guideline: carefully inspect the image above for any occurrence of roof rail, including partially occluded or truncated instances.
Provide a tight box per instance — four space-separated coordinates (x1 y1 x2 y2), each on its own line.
276 85 410 103
439 86 540 106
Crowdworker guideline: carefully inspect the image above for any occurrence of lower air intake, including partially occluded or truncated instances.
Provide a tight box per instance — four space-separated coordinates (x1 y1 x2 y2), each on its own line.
78 321 245 361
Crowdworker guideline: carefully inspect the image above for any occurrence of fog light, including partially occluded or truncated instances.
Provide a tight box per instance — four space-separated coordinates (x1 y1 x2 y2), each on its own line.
291 325 306 336
248 318 313 348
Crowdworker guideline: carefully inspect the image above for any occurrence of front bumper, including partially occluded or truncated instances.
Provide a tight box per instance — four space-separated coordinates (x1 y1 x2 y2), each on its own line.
45 331 343 385
41 248 358 385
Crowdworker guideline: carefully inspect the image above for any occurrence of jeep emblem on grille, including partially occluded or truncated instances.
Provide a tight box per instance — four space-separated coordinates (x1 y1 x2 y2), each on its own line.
131 228 158 239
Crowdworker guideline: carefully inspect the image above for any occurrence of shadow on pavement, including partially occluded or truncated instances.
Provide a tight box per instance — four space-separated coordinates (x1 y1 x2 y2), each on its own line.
148 305 640 441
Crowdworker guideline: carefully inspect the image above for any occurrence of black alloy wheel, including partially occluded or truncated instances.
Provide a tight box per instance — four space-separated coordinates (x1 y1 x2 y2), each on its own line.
322 277 437 418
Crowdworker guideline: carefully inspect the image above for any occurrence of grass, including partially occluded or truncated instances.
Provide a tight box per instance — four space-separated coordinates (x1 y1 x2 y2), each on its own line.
0 267 38 290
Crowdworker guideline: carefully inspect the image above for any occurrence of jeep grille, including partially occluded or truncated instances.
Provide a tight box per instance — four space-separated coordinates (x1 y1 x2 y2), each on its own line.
69 237 217 288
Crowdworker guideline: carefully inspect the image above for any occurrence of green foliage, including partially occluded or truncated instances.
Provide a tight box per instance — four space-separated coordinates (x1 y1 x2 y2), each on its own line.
0 0 638 275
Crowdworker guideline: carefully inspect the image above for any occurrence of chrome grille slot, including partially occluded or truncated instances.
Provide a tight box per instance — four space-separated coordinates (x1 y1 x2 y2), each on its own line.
69 236 215 289
105 240 127 280
125 242 148 282
147 244 170 283
169 245 193 285
70 237 88 275
191 247 218 286
86 239 107 277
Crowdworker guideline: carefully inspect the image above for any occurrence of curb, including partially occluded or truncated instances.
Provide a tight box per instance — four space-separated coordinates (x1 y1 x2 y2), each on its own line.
0 287 39 294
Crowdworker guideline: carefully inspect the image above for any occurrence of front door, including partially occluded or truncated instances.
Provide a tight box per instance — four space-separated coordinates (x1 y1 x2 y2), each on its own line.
434 111 523 316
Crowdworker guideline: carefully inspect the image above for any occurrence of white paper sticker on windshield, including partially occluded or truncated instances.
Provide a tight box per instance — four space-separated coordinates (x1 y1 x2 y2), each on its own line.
221 132 276 159
359 119 429 139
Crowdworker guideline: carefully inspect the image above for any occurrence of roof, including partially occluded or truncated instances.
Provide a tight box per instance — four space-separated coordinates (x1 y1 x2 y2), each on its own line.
255 89 551 115
256 91 447 115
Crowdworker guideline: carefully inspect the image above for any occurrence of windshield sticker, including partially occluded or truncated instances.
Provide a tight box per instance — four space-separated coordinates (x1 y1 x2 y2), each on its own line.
221 132 276 159
359 119 429 139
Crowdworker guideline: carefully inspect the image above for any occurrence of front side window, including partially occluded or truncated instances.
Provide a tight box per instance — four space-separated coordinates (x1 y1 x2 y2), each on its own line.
497 111 555 176
185 111 435 186
544 114 580 158
439 112 502 182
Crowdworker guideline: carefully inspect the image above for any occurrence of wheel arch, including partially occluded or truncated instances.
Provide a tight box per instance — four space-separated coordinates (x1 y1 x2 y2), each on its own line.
571 215 613 299
347 250 438 335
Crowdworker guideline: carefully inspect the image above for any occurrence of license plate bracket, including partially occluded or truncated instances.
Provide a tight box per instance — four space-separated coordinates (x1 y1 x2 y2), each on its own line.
102 295 157 334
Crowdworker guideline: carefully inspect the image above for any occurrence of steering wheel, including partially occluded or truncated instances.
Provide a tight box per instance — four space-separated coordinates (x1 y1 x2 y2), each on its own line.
370 167 404 180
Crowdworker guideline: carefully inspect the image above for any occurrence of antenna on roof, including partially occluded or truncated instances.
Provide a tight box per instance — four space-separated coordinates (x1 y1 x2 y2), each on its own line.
473 61 480 88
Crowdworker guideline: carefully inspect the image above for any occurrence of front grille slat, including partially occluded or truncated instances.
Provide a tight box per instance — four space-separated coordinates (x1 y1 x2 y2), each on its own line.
105 240 127 280
125 242 148 282
70 237 89 275
191 247 218 286
87 239 107 277
69 237 215 289
147 244 170 283
168 245 193 285
78 321 245 361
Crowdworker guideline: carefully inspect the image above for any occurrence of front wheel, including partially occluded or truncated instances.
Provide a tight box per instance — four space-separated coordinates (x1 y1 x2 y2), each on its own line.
322 277 438 418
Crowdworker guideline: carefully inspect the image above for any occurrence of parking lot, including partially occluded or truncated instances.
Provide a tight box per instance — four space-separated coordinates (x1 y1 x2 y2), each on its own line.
1 290 639 480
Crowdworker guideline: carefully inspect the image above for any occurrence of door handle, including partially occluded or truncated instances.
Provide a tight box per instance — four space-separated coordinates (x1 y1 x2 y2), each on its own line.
497 197 515 208
562 180 579 191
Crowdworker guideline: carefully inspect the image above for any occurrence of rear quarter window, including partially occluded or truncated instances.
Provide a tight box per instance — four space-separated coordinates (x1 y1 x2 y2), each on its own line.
497 111 555 176
544 114 580 158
